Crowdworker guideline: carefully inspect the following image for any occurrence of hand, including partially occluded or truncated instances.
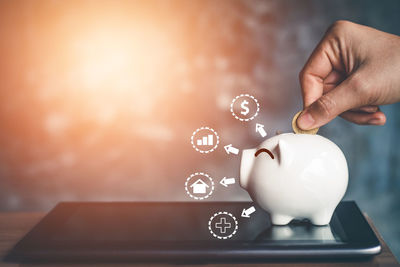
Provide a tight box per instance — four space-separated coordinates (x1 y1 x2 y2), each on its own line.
297 20 400 130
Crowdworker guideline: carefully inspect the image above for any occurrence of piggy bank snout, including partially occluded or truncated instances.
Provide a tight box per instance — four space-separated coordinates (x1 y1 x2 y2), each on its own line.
239 148 256 189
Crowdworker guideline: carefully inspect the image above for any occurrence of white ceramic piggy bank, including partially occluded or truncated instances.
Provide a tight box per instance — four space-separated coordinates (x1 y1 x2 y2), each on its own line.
240 133 348 225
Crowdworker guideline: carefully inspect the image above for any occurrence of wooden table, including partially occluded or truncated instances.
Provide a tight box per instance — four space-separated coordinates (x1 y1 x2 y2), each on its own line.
0 212 398 266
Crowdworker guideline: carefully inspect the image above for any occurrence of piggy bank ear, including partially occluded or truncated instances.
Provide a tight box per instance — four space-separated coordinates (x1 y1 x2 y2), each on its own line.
277 139 294 167
240 148 257 189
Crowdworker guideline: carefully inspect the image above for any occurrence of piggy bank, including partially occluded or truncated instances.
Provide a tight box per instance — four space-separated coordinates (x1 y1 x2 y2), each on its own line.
240 133 348 225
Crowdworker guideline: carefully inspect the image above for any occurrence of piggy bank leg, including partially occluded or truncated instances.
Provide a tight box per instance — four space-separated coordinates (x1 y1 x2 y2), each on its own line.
271 214 293 225
310 210 334 226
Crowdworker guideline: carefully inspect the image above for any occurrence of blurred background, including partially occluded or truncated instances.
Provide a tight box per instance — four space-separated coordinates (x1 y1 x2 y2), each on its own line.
0 0 399 259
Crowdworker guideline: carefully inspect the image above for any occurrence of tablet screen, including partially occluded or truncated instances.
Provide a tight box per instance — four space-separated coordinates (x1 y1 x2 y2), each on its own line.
9 201 381 261
50 202 347 244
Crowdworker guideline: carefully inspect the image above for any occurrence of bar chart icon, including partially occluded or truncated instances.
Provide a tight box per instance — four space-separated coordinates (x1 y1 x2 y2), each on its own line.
191 127 219 153
197 135 214 146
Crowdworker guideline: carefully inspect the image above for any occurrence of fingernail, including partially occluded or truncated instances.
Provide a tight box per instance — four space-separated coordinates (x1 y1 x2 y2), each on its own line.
297 111 315 130
367 118 382 125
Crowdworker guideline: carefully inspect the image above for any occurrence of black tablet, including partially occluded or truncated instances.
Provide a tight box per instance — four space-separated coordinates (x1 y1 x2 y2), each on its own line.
7 201 381 262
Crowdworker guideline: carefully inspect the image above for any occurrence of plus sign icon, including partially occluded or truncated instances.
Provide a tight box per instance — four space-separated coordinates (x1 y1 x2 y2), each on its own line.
208 212 238 239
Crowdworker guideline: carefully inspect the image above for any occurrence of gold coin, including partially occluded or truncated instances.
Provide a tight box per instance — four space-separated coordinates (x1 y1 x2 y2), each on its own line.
292 111 319 134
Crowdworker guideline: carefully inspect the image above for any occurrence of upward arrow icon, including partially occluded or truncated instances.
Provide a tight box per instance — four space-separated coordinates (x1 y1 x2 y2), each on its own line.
255 123 267 138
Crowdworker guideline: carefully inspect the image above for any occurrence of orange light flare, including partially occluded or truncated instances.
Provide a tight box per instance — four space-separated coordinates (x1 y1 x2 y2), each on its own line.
13 3 204 154
62 22 179 119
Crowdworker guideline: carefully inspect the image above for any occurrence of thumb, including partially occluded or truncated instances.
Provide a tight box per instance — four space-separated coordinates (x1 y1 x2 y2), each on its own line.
297 75 365 130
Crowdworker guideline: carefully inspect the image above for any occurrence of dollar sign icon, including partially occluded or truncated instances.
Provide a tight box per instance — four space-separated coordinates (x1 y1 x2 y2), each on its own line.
231 94 259 121
240 100 249 115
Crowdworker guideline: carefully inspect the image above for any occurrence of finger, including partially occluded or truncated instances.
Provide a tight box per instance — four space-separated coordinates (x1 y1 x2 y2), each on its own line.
297 73 367 130
324 70 345 86
340 110 386 125
299 36 335 108
323 70 345 93
349 105 379 113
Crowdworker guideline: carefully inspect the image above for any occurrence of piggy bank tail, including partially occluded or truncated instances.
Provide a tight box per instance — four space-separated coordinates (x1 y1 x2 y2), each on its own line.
240 148 256 189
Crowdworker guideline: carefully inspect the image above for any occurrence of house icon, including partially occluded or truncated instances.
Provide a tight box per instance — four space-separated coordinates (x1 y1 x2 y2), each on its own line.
190 179 209 194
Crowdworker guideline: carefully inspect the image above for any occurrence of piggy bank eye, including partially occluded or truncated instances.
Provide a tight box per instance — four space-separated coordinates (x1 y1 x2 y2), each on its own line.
255 148 274 159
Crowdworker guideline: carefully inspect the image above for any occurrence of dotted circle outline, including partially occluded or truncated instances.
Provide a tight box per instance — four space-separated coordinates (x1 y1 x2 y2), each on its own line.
230 94 260 122
184 172 215 200
190 127 220 154
208 211 238 240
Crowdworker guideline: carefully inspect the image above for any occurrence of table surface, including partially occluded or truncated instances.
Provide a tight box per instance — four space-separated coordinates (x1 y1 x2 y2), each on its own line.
0 212 398 267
